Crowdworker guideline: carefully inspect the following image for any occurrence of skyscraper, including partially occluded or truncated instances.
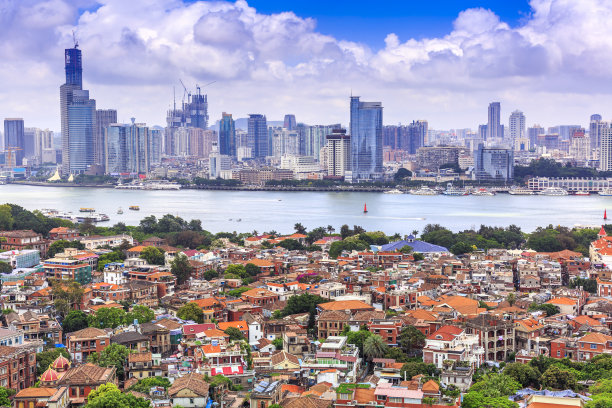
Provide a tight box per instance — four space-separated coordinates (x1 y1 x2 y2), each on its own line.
528 125 545 148
60 45 83 174
219 112 236 157
104 124 127 174
349 96 383 181
150 129 162 165
67 90 96 173
64 47 82 87
283 114 296 131
474 144 514 181
248 114 268 158
95 109 117 165
487 102 501 140
508 110 525 144
591 114 604 150
105 121 153 175
408 120 428 154
3 118 25 166
326 128 351 177
127 120 150 174
185 89 209 129
600 123 612 171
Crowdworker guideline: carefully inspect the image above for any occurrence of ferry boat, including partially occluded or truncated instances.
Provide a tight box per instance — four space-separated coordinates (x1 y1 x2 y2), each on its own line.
409 186 439 195
115 183 144 190
471 188 495 196
443 183 468 196
41 209 109 223
383 189 404 194
117 207 123 214
143 181 181 190
573 191 590 196
129 205 140 211
79 208 95 213
599 189 612 196
508 187 535 195
538 187 569 196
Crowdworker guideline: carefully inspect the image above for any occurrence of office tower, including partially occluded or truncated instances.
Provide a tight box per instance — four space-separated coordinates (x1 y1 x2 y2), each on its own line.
478 124 487 141
474 144 513 181
67 90 96 173
248 114 268 158
3 118 25 166
23 128 36 160
527 125 545 148
150 129 162 165
95 109 117 165
487 102 501 140
271 128 299 158
60 45 83 174
104 124 127 174
591 114 604 150
283 114 297 131
296 123 307 155
508 110 525 144
326 129 351 177
349 96 383 181
219 112 236 157
556 125 581 141
165 106 183 156
305 125 339 160
33 129 53 161
126 120 149 174
209 142 232 179
64 47 82 87
407 120 428 154
600 124 612 171
570 130 589 162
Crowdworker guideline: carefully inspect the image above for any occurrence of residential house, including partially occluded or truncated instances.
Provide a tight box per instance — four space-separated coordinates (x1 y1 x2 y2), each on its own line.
66 328 110 363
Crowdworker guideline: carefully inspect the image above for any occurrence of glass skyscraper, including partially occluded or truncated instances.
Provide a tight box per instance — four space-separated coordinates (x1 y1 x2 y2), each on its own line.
248 114 268 158
349 96 383 181
105 124 127 174
3 118 25 166
67 90 96 173
219 112 236 157
64 47 82 87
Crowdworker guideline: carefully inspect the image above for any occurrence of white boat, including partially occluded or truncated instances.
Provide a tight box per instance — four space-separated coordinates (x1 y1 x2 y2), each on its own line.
115 183 144 190
143 181 181 190
599 189 612 196
508 187 534 195
573 191 590 196
538 187 569 196
117 207 123 214
409 186 439 195
383 189 404 194
443 183 468 196
472 188 495 196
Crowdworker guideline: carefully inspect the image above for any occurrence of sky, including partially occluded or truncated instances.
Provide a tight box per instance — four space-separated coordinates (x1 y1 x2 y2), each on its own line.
1 0 611 132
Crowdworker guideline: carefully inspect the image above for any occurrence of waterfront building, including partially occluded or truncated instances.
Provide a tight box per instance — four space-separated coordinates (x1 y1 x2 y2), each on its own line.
271 127 299 158
416 146 464 171
526 177 612 192
150 129 162 165
305 124 338 160
474 144 513 181
248 114 268 158
67 90 96 173
3 118 25 166
95 109 117 166
508 110 525 145
591 114 604 151
104 121 152 175
219 112 236 157
126 120 150 174
209 143 232 179
283 114 296 131
279 155 320 177
326 128 351 177
349 96 383 182
570 130 589 162
487 102 502 140
104 124 127 174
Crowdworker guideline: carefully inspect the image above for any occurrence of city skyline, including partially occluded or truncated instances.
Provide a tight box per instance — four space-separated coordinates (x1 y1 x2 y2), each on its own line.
1 0 612 132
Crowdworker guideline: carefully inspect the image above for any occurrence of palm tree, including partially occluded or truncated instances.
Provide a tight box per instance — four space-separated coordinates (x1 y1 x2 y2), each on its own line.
327 225 335 234
294 223 307 234
363 334 388 361
412 229 419 237
506 292 517 306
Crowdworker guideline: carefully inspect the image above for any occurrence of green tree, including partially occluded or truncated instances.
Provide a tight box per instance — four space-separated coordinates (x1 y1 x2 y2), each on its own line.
128 376 172 393
541 366 577 390
0 204 14 231
279 239 304 251
528 303 560 316
400 361 438 379
272 338 283 350
462 392 518 408
62 310 89 333
450 241 473 255
399 245 413 253
224 327 244 341
36 348 70 376
227 287 250 297
506 293 517 306
470 373 521 397
86 382 150 408
126 305 155 325
171 253 193 284
398 326 426 354
587 395 612 408
47 239 85 257
96 250 125 271
225 264 248 279
569 278 598 294
88 344 130 381
87 307 127 329
279 293 329 317
245 263 260 276
412 253 425 261
52 280 84 318
346 329 373 357
0 262 11 273
504 362 541 388
294 223 307 234
140 246 165 265
176 302 204 323
203 269 219 281
0 386 15 407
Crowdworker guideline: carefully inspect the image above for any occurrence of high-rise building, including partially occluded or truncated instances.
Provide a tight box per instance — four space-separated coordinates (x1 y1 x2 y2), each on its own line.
478 124 487 141
3 118 25 166
407 120 428 154
164 86 209 156
95 109 117 165
570 130 589 162
591 114 604 150
527 125 545 148
67 90 96 173
104 124 128 174
219 112 236 157
150 129 162 165
209 142 232 179
127 120 149 174
508 110 525 144
326 129 351 177
600 123 612 171
248 114 268 158
60 46 83 174
305 125 339 160
487 102 501 140
105 121 153 174
271 128 299 158
349 96 383 181
474 144 514 181
185 90 209 129
283 114 297 131
64 47 82 87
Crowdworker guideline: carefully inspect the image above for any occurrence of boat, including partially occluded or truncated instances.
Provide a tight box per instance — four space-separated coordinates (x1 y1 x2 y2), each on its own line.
409 186 439 195
115 182 144 190
508 187 535 195
599 189 612 196
117 207 123 214
143 181 181 190
383 189 404 194
129 205 140 211
538 187 569 196
363 203 368 213
573 191 590 196
236 218 242 222
80 208 95 213
472 188 495 196
443 183 468 196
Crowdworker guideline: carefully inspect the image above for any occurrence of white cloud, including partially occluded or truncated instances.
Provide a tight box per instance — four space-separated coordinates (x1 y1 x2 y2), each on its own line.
2 0 612 131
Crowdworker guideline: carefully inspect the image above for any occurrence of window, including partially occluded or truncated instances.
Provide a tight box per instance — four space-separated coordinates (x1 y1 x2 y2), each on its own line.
591 344 598 350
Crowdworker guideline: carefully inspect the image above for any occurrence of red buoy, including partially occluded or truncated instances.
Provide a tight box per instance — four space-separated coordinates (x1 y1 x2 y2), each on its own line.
605 209 608 220
364 203 368 213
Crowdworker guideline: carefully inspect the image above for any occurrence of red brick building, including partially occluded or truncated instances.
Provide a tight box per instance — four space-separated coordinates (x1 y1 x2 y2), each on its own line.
0 345 37 391
0 230 49 256
66 327 110 363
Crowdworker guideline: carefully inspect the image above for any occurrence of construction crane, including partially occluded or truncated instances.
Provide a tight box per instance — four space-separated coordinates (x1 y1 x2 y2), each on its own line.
179 79 190 105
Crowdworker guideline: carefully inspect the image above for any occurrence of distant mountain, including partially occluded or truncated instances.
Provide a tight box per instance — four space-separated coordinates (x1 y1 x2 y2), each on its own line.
209 118 284 132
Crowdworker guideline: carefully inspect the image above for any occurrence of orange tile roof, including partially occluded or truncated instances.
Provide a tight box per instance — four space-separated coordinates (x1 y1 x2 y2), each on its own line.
546 297 577 305
246 258 275 267
318 300 374 311
127 245 147 252
217 321 248 331
579 332 612 344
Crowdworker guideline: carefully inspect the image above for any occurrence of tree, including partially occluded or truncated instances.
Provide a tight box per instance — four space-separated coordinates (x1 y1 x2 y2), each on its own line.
398 326 426 354
36 348 70 376
294 223 307 234
340 224 352 239
279 239 304 251
384 347 410 363
140 246 165 265
224 327 244 341
88 344 130 381
541 366 577 390
346 329 373 357
400 361 438 379
470 373 521 398
399 245 413 253
0 204 14 230
227 287 250 298
171 253 193 284
126 305 155 325
128 376 172 393
279 293 329 317
87 307 126 329
504 362 541 388
62 310 89 333
86 382 150 408
245 263 260 276
52 280 84 318
528 303 560 317
394 168 412 181
0 262 11 273
506 293 517 306
462 392 518 408
225 264 248 279
47 239 85 257
450 241 473 255
203 269 219 281
307 305 316 336
96 250 125 271
0 386 15 407
177 302 204 323
272 338 283 350
412 253 425 261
